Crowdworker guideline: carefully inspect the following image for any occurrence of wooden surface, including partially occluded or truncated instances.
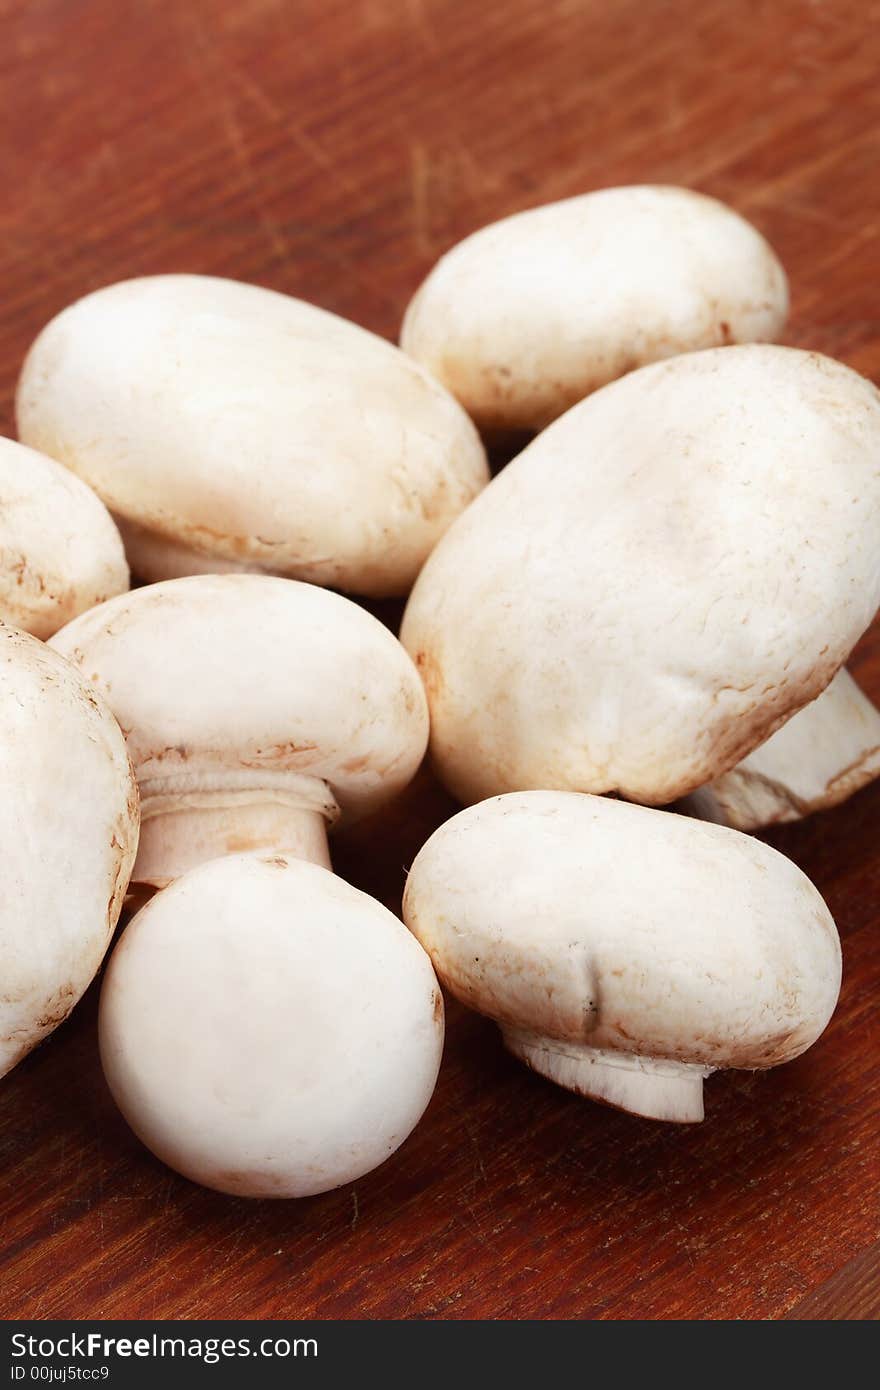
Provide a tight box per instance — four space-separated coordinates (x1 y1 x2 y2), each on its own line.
1 0 878 1321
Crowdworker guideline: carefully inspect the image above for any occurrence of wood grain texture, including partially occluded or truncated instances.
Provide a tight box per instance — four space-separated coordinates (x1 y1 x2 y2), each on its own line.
0 0 878 1321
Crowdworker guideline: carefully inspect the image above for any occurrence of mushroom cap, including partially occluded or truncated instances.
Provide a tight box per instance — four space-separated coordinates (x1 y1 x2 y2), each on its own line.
50 574 428 819
0 436 128 639
0 626 139 1078
403 791 841 1072
100 853 444 1197
16 273 489 597
400 185 788 431
401 345 880 805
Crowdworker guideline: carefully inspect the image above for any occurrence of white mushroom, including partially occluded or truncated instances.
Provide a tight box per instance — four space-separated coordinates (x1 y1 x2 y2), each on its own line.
403 792 841 1123
0 627 138 1078
682 668 880 829
16 274 489 596
50 574 428 887
100 853 443 1196
0 436 128 638
401 346 880 806
53 574 443 1193
400 185 788 432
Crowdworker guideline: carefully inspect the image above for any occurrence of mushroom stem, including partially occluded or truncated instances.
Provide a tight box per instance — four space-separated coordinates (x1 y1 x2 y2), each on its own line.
680 669 880 831
501 1026 711 1123
135 769 340 888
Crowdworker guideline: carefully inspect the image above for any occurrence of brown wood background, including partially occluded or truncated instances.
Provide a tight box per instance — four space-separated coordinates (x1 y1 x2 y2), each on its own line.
1 0 878 1321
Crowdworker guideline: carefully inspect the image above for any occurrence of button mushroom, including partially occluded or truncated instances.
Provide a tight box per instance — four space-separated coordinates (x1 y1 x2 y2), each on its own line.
401 346 880 807
682 668 880 829
0 436 128 638
100 852 444 1196
54 574 444 1192
1 626 139 1078
403 791 841 1123
16 274 489 596
400 185 788 433
50 574 428 887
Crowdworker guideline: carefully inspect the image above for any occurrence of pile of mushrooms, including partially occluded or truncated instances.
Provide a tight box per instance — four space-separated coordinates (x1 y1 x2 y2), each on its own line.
1 182 876 1199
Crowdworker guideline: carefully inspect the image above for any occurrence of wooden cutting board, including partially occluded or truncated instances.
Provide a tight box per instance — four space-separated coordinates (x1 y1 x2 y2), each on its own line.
0 0 877 1320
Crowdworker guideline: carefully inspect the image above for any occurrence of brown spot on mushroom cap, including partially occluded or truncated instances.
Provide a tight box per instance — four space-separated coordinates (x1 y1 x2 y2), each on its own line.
105 767 141 931
36 983 77 1031
342 752 373 774
414 648 444 703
